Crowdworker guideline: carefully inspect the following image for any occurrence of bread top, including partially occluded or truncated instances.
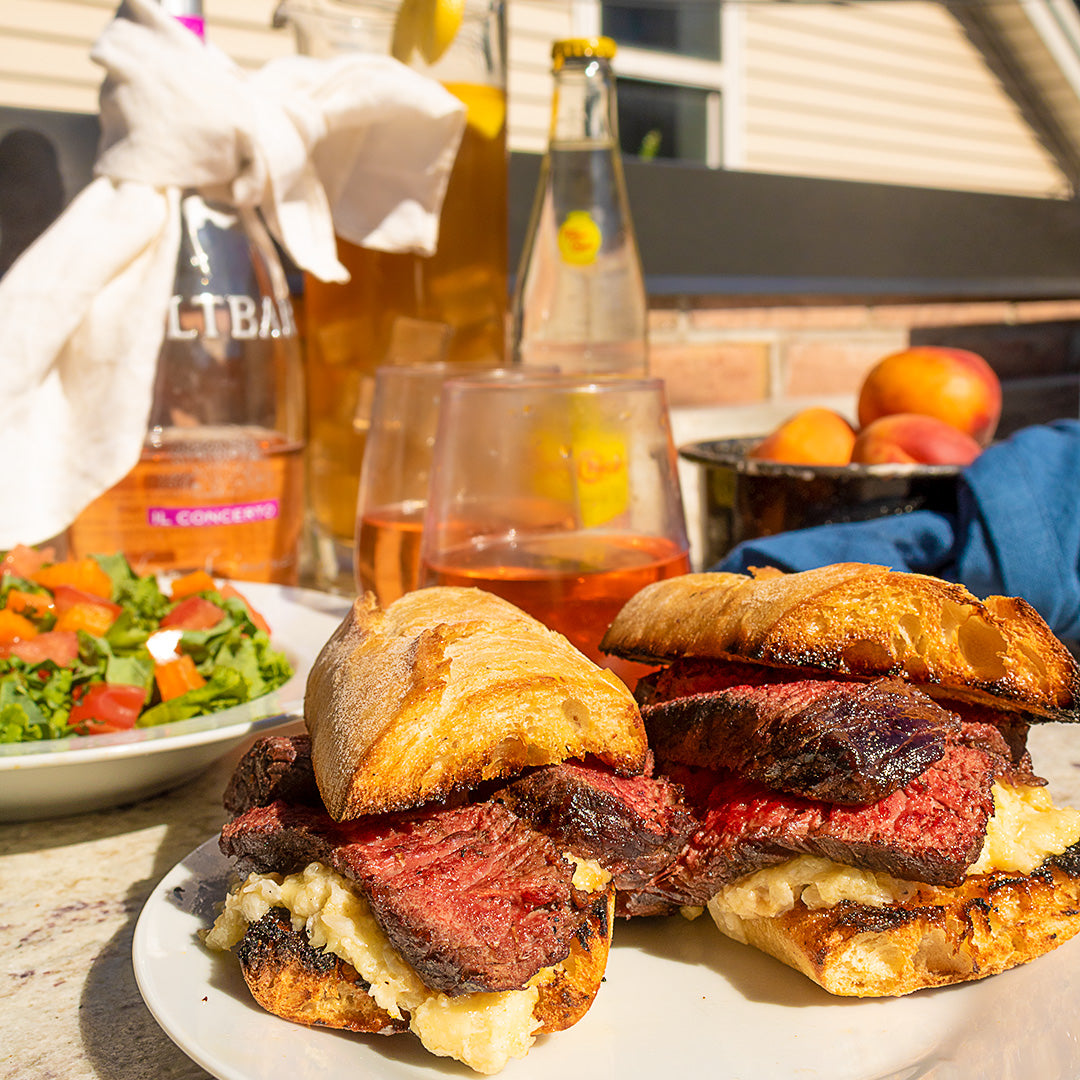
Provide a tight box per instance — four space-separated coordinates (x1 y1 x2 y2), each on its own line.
305 587 647 821
599 563 1080 720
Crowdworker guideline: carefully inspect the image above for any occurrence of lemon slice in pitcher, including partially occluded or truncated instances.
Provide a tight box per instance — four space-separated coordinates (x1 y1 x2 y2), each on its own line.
392 0 465 66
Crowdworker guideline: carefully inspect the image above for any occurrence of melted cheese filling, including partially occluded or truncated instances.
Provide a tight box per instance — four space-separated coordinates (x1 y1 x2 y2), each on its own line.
204 856 609 1076
708 782 1080 941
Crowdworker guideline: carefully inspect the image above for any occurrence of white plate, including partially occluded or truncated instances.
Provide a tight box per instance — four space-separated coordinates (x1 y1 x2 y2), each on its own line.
135 837 1080 1080
0 583 351 821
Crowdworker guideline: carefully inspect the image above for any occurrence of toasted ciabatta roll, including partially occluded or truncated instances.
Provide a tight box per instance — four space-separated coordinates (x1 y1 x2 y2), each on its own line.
209 587 646 1075
600 562 1080 720
600 564 1080 997
231 879 616 1038
708 850 1080 997
308 587 647 821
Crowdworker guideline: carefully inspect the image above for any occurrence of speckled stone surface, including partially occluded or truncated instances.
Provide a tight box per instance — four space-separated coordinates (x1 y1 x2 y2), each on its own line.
5 721 1080 1080
0 743 248 1080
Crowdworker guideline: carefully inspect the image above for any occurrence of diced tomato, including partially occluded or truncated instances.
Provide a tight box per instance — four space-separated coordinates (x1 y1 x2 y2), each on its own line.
52 586 122 635
154 654 206 701
169 570 218 600
10 630 79 667
33 557 113 599
1 543 53 580
5 588 51 617
0 608 38 644
161 595 225 631
218 584 271 634
68 682 146 734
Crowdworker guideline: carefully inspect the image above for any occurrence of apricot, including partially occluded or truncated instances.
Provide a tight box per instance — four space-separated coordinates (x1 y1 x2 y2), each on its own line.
850 413 983 466
747 408 856 466
857 346 1001 446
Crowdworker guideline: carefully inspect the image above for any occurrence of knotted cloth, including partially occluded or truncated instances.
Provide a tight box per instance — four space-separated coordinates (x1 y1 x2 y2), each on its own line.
0 0 465 546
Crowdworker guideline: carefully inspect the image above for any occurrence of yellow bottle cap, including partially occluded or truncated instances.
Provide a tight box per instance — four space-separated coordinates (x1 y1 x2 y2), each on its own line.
552 37 617 70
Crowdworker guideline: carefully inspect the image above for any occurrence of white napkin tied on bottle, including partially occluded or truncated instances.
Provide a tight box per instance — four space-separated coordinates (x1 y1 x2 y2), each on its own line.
0 0 465 547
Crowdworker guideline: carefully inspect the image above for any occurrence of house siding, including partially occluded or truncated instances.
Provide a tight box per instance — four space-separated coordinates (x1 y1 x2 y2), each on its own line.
0 0 290 113
1 1 1071 198
740 1 1067 197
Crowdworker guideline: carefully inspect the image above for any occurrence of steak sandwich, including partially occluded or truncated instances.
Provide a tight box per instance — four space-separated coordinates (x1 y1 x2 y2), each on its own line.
598 562 1080 997
204 586 650 1075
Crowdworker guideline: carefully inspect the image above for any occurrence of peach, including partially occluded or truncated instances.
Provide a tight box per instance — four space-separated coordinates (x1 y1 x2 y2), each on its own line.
857 346 1001 446
747 408 856 466
850 413 983 466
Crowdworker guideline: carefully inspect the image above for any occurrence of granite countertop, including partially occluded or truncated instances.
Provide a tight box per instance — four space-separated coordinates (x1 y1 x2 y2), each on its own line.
5 722 1080 1080
0 744 245 1080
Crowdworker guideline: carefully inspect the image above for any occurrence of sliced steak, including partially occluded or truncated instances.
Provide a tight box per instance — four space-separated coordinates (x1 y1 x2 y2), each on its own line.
642 676 957 805
947 701 1039 782
636 658 804 707
494 759 698 917
638 741 997 911
220 799 588 995
223 734 321 816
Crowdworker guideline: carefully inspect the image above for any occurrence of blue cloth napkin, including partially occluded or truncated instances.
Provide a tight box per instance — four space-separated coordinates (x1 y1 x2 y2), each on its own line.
713 420 1080 640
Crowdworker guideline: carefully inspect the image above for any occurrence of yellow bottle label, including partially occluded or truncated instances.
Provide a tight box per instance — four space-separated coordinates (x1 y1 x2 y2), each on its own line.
558 211 603 266
532 401 630 529
572 420 629 527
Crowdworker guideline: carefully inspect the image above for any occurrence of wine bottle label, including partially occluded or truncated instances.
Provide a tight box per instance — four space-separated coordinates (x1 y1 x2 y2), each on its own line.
557 211 603 266
166 293 296 341
147 500 280 528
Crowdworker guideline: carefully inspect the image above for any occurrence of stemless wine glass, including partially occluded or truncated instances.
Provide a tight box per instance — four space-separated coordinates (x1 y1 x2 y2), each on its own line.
419 373 691 686
354 363 551 604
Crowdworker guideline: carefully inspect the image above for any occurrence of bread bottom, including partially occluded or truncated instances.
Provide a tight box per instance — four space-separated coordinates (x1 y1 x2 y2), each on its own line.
708 859 1080 997
235 887 615 1036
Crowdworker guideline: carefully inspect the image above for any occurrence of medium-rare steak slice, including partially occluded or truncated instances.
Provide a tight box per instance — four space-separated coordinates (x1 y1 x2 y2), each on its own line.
636 657 810 706
223 735 321 816
494 759 698 917
642 677 957 805
642 742 997 909
220 799 587 995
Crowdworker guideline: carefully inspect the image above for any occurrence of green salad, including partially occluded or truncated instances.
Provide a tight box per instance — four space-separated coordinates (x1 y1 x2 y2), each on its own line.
0 546 293 743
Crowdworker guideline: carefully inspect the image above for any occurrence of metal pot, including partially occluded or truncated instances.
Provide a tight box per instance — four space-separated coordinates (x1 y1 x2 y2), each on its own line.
680 437 961 569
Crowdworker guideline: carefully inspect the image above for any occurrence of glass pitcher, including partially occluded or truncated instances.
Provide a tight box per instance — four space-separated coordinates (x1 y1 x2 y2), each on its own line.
274 0 508 592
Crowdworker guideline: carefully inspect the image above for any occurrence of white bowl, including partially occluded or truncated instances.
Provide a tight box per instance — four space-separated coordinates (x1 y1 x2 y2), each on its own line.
0 582 351 821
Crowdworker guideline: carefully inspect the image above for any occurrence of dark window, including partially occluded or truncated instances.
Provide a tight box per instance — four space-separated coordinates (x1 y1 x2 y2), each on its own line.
602 2 721 61
615 78 712 163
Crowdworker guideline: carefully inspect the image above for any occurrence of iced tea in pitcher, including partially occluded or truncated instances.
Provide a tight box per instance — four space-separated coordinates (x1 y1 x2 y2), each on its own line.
277 0 509 591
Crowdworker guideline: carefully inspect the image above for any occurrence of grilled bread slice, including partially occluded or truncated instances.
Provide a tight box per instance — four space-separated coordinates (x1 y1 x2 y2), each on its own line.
707 847 1080 997
599 564 1080 720
307 587 647 822
231 878 616 1047
236 908 407 1035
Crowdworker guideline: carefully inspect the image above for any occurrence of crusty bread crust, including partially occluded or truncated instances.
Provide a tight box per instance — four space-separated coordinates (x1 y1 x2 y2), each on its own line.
235 887 615 1035
305 588 647 822
599 565 1080 720
708 855 1080 997
236 908 406 1034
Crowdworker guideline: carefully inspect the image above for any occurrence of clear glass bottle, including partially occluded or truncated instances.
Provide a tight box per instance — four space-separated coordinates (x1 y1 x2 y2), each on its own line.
66 1 306 584
511 37 648 375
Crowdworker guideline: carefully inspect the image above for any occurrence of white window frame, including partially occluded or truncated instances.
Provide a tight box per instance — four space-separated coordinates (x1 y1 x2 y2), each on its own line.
571 0 744 169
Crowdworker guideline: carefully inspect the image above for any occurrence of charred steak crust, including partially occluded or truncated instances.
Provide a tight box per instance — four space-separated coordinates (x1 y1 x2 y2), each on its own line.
223 735 321 816
641 677 958 805
221 799 589 995
494 760 698 918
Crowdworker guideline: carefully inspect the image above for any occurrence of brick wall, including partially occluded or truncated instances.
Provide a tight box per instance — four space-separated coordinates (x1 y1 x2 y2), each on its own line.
650 296 1080 434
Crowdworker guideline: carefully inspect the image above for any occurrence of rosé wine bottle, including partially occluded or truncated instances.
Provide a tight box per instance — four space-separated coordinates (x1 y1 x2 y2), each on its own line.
67 0 306 584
